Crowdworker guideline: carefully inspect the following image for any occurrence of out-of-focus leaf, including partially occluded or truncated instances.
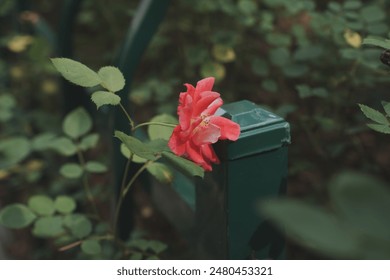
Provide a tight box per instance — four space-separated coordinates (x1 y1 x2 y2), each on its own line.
85 161 107 173
28 195 55 216
259 199 360 258
329 172 390 242
79 133 99 151
0 204 36 229
200 62 225 81
362 37 390 49
32 216 64 237
32 133 57 151
0 137 31 169
63 107 92 139
81 240 102 255
54 196 76 214
60 163 83 179
63 214 92 239
49 137 77 156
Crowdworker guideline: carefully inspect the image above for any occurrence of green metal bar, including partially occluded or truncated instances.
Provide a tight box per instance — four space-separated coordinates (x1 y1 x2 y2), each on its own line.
57 0 90 113
195 100 290 259
57 0 83 57
113 0 171 240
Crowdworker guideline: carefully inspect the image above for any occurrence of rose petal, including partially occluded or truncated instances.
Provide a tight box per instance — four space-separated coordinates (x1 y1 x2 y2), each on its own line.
201 144 219 165
192 123 221 145
194 77 215 102
168 126 186 155
200 161 212 171
202 97 223 117
186 140 205 164
193 91 220 117
178 92 193 130
209 116 240 141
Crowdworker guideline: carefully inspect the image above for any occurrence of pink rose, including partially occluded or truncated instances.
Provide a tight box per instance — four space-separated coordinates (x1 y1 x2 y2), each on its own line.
168 77 240 171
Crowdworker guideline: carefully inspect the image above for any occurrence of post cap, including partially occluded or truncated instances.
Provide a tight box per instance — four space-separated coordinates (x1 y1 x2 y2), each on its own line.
215 100 291 160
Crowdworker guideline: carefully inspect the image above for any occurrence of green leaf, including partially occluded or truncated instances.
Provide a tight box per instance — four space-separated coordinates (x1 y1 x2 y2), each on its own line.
161 151 204 178
362 36 390 49
261 79 278 92
148 240 167 254
120 143 147 163
238 0 257 14
97 66 125 92
49 137 77 156
344 0 362 10
130 87 152 105
54 195 76 214
367 123 390 134
147 139 170 153
147 162 173 184
0 204 36 229
358 104 388 125
85 161 107 173
0 137 31 169
28 195 55 216
329 172 390 242
147 114 178 141
115 131 158 161
212 44 236 63
64 214 92 239
269 47 290 67
328 2 341 12
265 33 292 47
51 58 101 87
259 199 360 258
129 253 143 260
282 64 308 78
146 255 159 260
127 239 149 251
81 240 102 255
32 132 57 151
91 91 121 109
32 216 64 237
251 58 269 77
200 62 226 80
60 163 83 178
361 5 385 23
63 107 92 139
0 94 16 109
381 101 390 117
79 133 99 151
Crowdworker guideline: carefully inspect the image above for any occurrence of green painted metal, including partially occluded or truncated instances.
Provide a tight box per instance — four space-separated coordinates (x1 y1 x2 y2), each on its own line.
196 100 290 259
57 0 90 113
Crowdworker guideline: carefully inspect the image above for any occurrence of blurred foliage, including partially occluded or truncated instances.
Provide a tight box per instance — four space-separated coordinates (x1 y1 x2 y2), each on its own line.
260 171 390 259
1 0 390 259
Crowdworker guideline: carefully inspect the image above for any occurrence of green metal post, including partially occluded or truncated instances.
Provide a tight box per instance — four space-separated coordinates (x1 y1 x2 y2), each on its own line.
195 100 290 259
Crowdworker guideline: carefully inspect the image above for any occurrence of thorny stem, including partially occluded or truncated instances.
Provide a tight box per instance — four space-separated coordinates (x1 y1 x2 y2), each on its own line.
119 102 134 130
76 148 99 218
113 161 151 240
